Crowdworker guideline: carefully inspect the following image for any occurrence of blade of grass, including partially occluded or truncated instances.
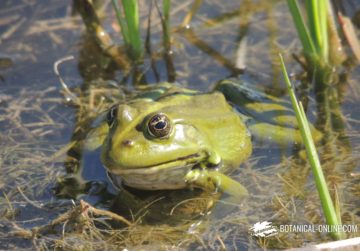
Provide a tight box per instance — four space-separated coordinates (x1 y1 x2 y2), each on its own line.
121 0 142 59
306 0 321 55
111 0 130 45
287 0 316 58
279 54 344 240
154 0 176 82
307 0 329 62
112 0 143 60
318 0 329 62
163 0 171 48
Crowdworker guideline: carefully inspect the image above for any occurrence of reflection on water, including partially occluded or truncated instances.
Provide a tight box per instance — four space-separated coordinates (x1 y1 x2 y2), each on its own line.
0 0 360 250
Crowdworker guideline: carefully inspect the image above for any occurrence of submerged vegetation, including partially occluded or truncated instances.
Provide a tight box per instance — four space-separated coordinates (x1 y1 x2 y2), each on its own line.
0 0 359 250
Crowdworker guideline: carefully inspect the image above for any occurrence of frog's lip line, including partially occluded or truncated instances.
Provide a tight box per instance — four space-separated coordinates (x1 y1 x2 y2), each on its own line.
107 153 205 175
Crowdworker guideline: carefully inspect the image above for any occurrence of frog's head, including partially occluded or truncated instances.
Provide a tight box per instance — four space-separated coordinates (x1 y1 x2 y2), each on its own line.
100 96 212 190
98 92 251 190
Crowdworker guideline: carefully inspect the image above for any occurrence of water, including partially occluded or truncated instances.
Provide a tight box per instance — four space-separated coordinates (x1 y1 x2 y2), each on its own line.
0 0 359 250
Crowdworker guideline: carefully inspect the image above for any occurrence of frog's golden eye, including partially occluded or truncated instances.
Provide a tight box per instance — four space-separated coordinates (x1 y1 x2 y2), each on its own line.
147 113 172 138
107 105 118 127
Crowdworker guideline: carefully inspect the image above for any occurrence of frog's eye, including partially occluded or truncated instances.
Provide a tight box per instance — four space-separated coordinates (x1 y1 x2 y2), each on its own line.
106 105 118 127
147 113 172 138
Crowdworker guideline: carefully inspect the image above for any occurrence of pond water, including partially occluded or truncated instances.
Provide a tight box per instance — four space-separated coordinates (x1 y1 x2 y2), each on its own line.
0 0 360 250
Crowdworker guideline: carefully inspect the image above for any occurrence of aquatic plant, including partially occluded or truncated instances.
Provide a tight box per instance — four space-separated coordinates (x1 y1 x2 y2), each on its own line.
286 0 345 84
111 0 143 61
279 54 344 240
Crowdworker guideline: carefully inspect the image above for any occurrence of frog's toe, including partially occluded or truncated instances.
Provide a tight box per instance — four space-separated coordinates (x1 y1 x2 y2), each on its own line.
185 169 248 198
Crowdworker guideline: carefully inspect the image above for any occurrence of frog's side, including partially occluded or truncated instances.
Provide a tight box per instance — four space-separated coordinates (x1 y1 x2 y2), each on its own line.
86 80 322 198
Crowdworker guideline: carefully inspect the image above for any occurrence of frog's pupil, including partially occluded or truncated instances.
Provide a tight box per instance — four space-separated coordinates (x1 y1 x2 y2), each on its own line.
155 121 166 129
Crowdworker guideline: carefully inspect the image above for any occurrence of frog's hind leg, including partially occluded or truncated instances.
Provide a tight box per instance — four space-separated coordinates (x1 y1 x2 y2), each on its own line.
216 78 323 145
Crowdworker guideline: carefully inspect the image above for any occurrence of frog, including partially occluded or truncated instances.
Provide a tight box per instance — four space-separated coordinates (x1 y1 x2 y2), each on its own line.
84 78 322 199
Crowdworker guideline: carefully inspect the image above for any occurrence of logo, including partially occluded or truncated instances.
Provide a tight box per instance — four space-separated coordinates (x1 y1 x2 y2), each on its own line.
249 221 278 237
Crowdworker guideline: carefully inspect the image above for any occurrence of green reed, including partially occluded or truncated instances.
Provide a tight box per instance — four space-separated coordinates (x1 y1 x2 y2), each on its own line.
279 54 344 240
163 0 171 49
287 0 334 79
111 0 143 61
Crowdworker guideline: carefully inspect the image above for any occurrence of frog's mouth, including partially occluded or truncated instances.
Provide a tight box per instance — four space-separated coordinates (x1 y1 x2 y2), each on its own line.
105 152 209 190
107 152 205 175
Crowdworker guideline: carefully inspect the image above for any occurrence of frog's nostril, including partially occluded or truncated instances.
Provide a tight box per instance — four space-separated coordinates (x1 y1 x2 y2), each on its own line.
122 140 134 146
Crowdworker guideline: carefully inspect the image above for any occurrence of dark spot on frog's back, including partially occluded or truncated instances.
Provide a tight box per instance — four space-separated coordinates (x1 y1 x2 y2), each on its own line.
122 140 134 146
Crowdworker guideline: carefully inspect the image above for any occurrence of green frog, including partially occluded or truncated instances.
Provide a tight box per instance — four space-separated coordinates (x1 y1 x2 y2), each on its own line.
84 78 322 199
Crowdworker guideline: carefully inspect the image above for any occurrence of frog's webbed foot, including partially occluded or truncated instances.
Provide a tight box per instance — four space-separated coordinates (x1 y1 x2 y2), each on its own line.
184 169 248 199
